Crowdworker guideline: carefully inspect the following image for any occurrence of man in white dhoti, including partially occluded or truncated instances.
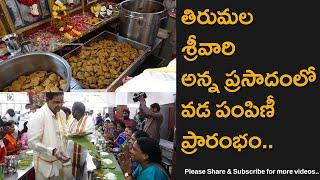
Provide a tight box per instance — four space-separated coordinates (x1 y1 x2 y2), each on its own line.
28 92 70 180
65 102 95 180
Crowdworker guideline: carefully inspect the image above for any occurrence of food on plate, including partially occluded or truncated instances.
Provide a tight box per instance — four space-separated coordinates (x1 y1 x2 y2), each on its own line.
100 152 109 157
67 39 144 89
19 159 31 166
105 172 117 180
102 159 113 165
3 71 67 92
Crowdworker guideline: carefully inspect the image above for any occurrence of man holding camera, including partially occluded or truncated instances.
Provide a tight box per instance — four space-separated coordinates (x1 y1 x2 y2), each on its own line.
137 93 163 143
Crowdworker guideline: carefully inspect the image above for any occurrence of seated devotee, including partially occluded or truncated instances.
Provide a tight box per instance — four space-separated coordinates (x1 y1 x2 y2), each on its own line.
3 121 21 155
119 137 170 180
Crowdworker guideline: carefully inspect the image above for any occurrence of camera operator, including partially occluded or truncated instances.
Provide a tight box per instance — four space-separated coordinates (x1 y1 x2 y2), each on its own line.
137 95 163 143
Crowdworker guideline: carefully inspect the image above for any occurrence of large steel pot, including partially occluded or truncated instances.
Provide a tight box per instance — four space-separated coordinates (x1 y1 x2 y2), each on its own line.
119 0 167 46
0 52 72 91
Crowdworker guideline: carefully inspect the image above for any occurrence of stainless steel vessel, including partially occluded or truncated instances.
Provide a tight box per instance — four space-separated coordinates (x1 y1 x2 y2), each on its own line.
63 31 151 91
0 52 72 91
119 0 167 46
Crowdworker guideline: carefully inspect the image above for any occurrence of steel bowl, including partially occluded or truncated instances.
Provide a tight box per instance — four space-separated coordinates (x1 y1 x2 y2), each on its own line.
0 52 72 91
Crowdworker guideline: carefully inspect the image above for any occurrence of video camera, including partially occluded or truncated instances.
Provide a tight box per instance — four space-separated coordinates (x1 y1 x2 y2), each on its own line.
133 92 147 102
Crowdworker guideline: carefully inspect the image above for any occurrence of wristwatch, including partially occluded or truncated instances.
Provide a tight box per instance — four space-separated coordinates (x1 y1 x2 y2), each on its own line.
124 172 132 178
